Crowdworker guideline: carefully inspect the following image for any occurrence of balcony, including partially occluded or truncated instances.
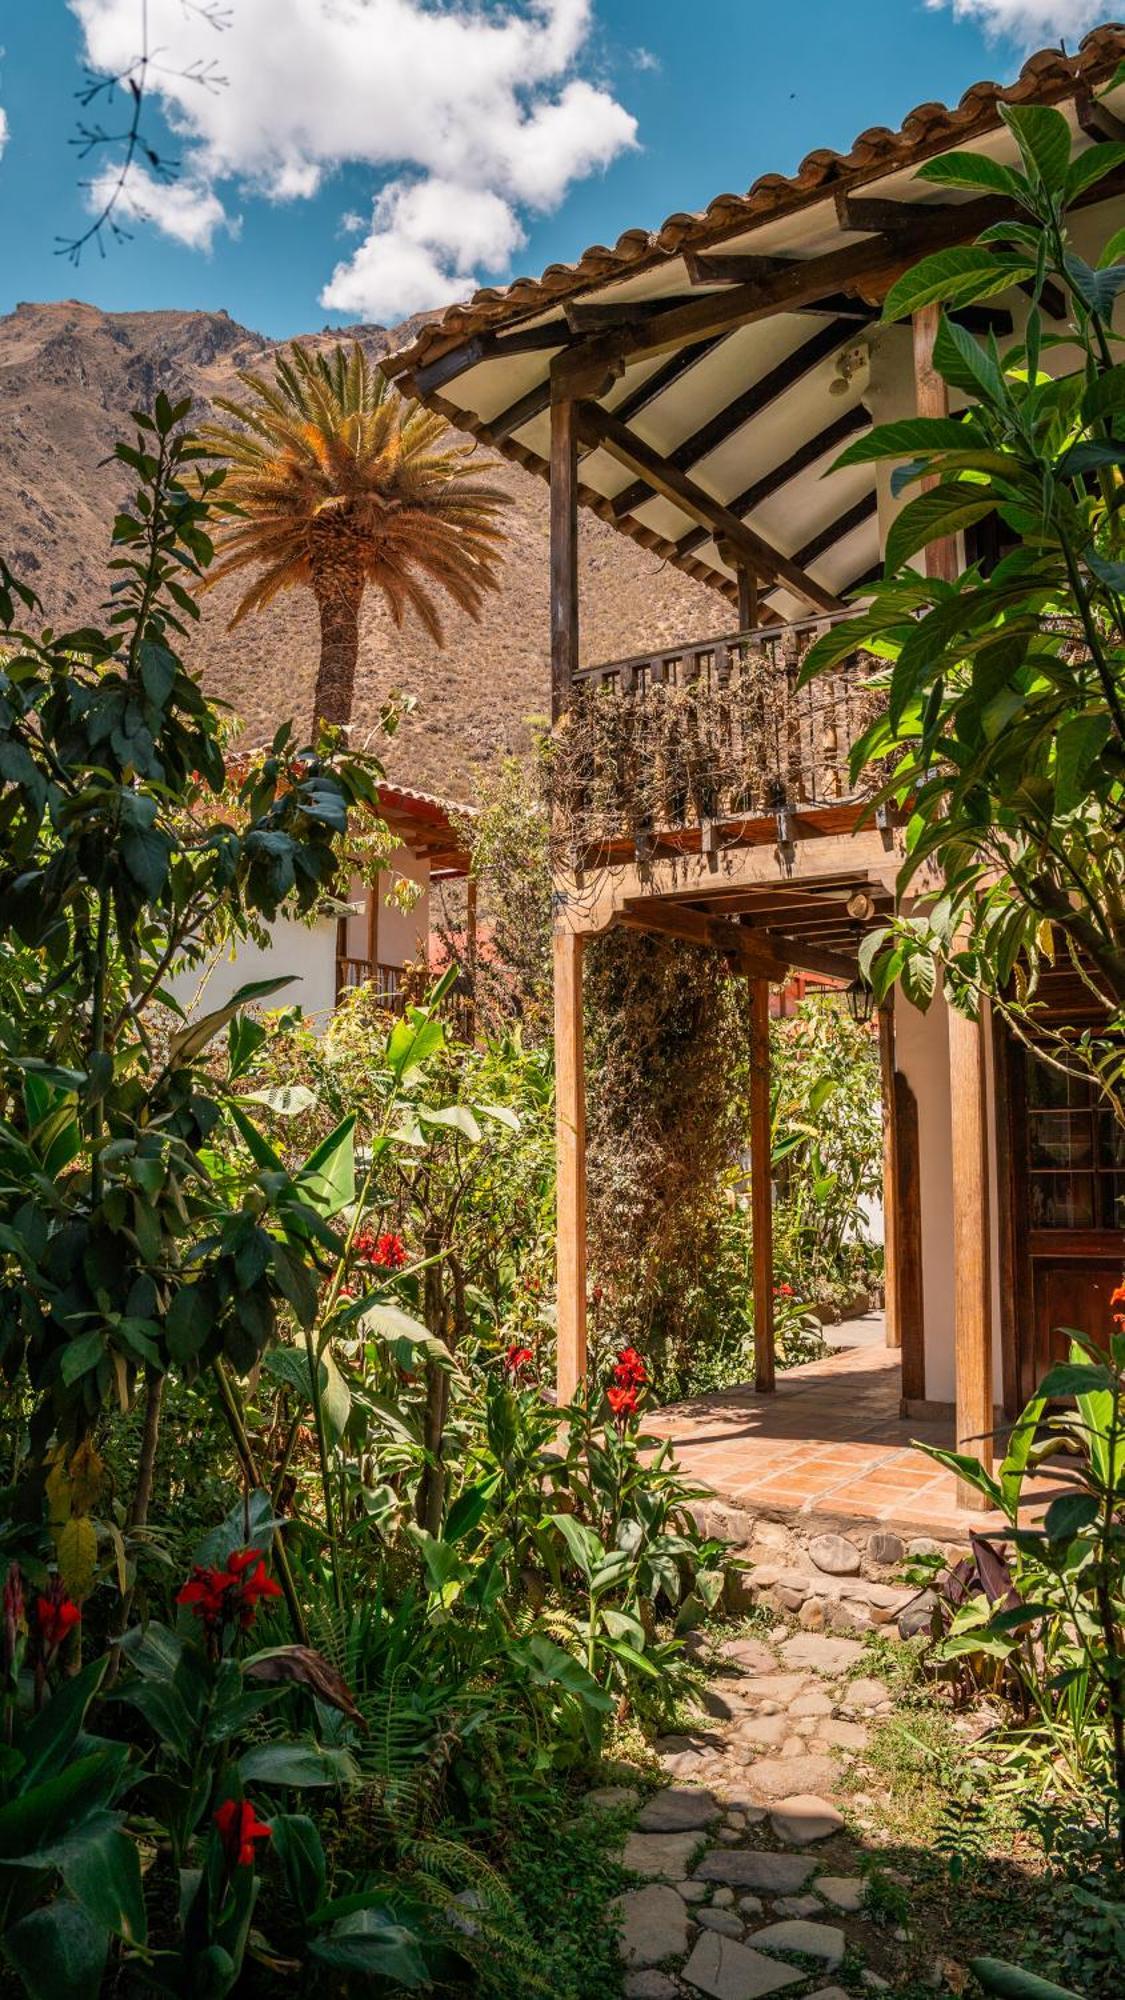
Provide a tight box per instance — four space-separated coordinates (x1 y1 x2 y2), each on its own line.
549 613 884 863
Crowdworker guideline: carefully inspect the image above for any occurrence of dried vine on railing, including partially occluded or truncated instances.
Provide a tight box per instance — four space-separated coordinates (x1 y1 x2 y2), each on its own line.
544 624 885 858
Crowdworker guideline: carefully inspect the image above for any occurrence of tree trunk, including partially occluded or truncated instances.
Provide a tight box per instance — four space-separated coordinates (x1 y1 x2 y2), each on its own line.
312 585 363 729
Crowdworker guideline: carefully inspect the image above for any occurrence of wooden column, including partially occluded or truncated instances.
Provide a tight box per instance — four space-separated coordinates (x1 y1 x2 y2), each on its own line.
550 390 580 722
554 928 587 1405
949 1000 994 1504
749 975 776 1394
719 539 759 634
878 1004 900 1352
912 304 959 583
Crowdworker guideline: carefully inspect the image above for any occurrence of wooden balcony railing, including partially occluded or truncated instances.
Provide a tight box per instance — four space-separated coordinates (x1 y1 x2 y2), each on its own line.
335 956 476 1041
550 612 883 856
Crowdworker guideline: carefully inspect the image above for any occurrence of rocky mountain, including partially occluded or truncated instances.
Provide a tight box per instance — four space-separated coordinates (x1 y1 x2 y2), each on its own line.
0 299 719 799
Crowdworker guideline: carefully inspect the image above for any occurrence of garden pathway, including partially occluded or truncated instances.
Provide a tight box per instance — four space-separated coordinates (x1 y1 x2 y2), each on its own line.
601 1628 917 1998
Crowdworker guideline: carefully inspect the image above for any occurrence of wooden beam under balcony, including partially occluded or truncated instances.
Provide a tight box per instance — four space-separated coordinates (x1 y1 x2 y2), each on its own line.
575 402 844 612
618 900 792 978
677 405 870 559
611 317 862 520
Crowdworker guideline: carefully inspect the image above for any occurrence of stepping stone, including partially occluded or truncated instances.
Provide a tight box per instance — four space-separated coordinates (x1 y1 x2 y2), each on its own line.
815 1875 866 1912
617 1884 691 1967
779 1635 864 1676
815 1718 869 1751
731 1714 789 1749
623 1831 702 1879
769 1795 845 1846
637 1788 721 1833
773 1895 823 1918
683 1932 805 1998
808 1533 862 1576
698 1908 745 1937
736 1673 809 1705
719 1637 778 1674
695 1850 815 1894
739 1754 836 1800
805 1991 852 2000
789 1687 833 1718
678 1879 709 1903
751 1919 846 1966
585 1785 640 1812
738 1894 764 1917
626 1975 680 2000
845 1677 890 1710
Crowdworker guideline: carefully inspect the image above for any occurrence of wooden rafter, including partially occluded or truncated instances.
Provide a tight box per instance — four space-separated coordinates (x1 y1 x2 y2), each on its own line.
610 317 861 520
791 492 879 570
677 405 870 558
612 333 733 424
575 401 843 611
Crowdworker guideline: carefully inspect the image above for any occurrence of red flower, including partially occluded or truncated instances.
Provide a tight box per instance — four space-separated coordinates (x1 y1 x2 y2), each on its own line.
1112 1281 1125 1328
354 1228 408 1271
775 1282 795 1299
607 1382 639 1422
612 1347 647 1389
504 1343 534 1380
178 1548 281 1638
213 1797 272 1871
33 1590 80 1654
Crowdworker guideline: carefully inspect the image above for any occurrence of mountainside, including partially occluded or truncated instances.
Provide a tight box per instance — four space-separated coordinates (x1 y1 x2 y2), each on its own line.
0 299 719 798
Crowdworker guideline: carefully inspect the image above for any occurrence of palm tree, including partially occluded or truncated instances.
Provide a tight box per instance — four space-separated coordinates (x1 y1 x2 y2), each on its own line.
202 342 510 728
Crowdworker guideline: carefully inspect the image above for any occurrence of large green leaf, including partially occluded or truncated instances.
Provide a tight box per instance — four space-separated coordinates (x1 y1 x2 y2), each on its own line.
168 977 295 1068
917 151 1025 201
882 246 1034 323
19 1658 108 1790
884 485 998 580
2 1899 109 2000
237 1742 359 1790
969 1958 1083 2000
1001 103 1072 197
831 416 981 469
297 1114 355 1216
310 1909 431 1986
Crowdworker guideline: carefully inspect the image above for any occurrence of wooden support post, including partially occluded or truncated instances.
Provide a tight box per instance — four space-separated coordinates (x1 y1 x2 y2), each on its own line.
549 390 579 722
749 975 776 1395
738 567 759 634
554 929 587 1405
949 1001 994 1505
465 875 478 1041
878 1004 899 1353
912 304 959 583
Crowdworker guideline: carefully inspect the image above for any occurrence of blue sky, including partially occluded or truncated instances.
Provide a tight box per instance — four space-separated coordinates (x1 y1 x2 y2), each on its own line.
0 2 1107 338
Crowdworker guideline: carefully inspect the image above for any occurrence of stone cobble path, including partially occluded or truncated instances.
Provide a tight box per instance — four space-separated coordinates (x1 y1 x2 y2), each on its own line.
604 1630 908 1999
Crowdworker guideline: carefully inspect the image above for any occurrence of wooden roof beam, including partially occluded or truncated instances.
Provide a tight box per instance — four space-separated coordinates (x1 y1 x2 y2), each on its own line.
611 317 862 520
791 491 879 570
753 929 859 982
618 900 792 977
612 332 734 424
677 405 871 559
410 166 1125 404
575 401 845 611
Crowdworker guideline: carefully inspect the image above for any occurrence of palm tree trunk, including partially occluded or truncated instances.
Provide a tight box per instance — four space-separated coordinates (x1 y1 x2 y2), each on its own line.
312 586 362 729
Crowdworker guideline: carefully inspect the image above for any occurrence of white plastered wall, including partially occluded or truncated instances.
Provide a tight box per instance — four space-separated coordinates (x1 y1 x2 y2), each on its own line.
167 912 339 1028
344 843 431 968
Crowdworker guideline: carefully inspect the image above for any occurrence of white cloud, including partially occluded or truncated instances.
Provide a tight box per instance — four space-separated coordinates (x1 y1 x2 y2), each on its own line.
87 162 230 251
924 0 1108 44
68 1 637 319
0 107 8 160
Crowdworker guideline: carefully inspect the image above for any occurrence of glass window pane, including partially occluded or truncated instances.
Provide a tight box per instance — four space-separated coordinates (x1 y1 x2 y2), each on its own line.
1030 1173 1095 1229
1098 1110 1125 1169
1028 1112 1094 1169
1100 1175 1125 1230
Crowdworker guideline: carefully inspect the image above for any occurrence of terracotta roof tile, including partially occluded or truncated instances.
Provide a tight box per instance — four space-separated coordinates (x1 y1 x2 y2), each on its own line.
385 25 1125 379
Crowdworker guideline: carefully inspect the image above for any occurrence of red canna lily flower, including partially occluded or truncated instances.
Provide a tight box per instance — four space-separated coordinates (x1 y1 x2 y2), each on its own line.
213 1796 272 1870
504 1343 534 1380
607 1381 639 1422
178 1548 281 1640
33 1590 80 1654
612 1347 648 1389
354 1228 408 1271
